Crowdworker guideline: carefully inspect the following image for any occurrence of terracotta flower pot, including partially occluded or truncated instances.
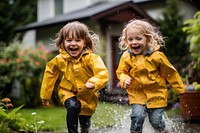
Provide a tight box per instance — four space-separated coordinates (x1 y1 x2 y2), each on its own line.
180 91 200 121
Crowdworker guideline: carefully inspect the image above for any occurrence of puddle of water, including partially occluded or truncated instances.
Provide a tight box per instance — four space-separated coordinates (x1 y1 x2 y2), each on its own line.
91 116 167 133
91 111 200 133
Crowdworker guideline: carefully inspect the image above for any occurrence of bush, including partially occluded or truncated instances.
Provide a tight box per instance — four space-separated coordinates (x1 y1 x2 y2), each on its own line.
0 42 49 107
183 11 200 70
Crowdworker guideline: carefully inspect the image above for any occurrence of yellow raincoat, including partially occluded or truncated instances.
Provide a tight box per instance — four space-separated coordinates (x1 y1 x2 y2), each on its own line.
40 49 109 115
116 50 185 108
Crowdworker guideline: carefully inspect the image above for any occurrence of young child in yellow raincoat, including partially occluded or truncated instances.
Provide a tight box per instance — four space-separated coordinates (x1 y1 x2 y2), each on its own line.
116 19 185 133
40 21 109 133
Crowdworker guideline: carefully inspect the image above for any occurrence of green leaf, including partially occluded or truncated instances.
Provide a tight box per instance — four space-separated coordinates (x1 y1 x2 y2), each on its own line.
194 11 200 19
0 108 8 119
184 19 195 25
183 10 200 70
8 105 24 119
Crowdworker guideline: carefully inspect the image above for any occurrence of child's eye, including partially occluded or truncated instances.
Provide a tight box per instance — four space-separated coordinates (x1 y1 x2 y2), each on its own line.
66 39 72 42
75 39 81 42
135 37 142 41
128 38 133 41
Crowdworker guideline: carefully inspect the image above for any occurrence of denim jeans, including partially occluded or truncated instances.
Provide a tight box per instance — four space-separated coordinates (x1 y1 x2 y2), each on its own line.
130 104 165 133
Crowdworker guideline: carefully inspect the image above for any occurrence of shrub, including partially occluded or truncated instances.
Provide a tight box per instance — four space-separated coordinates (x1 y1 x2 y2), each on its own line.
0 42 49 107
182 11 200 70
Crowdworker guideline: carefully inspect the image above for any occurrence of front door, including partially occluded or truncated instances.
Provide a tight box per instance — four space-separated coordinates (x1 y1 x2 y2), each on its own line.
111 36 121 89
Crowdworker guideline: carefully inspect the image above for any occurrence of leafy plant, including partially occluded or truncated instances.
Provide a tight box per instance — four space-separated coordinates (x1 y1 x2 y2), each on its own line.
27 112 45 133
0 97 28 132
0 97 45 132
182 11 200 70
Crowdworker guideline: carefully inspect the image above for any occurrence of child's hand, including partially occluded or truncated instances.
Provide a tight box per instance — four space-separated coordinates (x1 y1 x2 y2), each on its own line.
85 82 95 89
124 78 132 88
42 99 50 106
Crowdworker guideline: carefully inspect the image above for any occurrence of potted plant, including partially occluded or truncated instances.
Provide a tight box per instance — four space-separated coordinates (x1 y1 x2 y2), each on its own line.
180 82 200 121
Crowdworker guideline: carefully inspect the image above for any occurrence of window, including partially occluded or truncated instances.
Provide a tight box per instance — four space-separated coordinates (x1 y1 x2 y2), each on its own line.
55 0 63 15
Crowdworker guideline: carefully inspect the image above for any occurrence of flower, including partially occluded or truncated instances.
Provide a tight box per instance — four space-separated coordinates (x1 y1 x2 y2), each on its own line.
7 103 14 109
37 120 45 124
1 97 11 103
173 102 180 109
16 58 21 63
31 112 36 116
18 51 24 56
35 61 40 66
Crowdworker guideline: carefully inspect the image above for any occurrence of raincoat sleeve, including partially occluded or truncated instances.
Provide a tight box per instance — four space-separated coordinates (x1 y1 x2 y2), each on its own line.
87 55 109 92
40 57 60 99
116 52 132 88
159 52 185 94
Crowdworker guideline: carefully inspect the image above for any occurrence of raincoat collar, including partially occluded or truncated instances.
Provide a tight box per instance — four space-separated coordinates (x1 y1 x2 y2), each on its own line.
59 48 90 60
128 48 154 57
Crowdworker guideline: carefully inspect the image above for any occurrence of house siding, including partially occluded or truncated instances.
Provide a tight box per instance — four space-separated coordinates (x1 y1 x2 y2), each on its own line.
38 0 55 21
36 25 64 51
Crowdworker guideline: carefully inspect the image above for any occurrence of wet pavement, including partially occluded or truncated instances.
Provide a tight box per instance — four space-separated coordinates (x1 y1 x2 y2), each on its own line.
90 114 200 133
43 111 200 133
167 115 200 133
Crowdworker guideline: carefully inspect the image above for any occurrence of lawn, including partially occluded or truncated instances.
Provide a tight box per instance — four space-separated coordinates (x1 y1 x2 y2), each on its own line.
19 106 67 132
19 102 178 132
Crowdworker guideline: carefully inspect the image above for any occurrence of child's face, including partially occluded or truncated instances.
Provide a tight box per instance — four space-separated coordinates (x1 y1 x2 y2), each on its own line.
64 37 85 58
126 29 148 55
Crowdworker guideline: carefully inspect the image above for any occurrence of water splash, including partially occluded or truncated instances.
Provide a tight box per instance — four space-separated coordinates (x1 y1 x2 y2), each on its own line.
91 108 168 133
91 108 200 133
99 114 172 133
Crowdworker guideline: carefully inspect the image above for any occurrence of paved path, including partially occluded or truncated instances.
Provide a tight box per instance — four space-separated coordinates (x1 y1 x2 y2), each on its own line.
42 114 200 133
91 115 200 133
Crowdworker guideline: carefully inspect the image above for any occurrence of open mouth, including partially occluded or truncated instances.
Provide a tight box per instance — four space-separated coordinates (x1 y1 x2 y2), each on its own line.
69 47 79 51
132 46 140 50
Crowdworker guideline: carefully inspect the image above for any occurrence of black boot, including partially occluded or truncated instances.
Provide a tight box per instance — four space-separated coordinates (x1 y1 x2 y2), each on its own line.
65 97 81 133
79 115 91 133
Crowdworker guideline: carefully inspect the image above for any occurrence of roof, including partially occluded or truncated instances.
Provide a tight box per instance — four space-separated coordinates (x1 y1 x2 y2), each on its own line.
16 0 153 32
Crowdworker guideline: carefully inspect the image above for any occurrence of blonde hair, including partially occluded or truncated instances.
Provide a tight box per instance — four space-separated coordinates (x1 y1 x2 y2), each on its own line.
54 21 99 52
119 19 165 51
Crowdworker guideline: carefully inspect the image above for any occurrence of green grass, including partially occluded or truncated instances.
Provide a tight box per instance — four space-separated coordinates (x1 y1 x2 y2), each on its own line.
19 102 178 132
165 108 180 117
19 102 131 132
19 106 67 132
